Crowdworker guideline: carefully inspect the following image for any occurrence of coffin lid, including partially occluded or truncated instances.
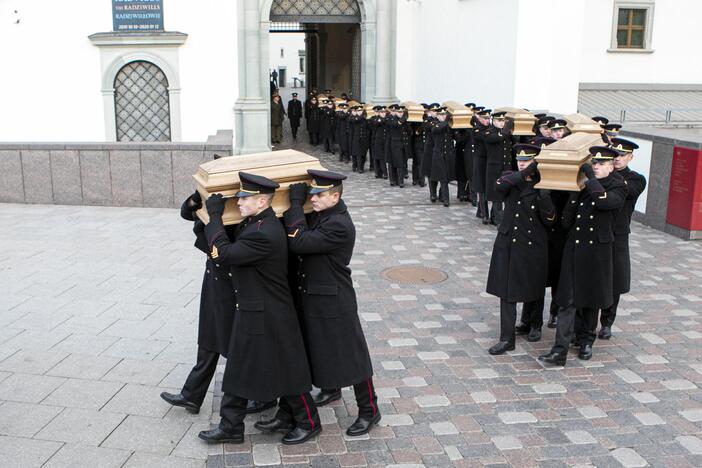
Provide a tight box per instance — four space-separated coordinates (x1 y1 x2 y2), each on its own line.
564 113 603 134
193 150 325 193
402 101 425 122
493 107 537 122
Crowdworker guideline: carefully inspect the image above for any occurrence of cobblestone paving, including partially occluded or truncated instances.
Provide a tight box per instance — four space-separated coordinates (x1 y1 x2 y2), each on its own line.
1 124 702 467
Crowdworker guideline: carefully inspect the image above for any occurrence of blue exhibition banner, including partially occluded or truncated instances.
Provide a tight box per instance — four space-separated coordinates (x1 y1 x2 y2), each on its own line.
112 0 164 32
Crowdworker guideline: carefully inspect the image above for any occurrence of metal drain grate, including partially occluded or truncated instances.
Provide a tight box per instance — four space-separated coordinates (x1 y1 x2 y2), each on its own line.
381 266 448 285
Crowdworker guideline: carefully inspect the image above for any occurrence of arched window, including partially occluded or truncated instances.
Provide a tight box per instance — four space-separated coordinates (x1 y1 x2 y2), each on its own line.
114 61 171 142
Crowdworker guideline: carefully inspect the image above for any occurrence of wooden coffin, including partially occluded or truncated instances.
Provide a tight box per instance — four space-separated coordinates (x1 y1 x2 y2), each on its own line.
564 113 603 134
534 132 603 191
442 101 473 128
364 103 375 119
193 150 326 225
494 107 537 136
347 100 361 108
402 101 424 122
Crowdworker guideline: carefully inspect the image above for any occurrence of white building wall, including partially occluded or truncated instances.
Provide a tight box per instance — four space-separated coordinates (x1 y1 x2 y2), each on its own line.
579 0 702 85
513 0 587 114
0 0 238 142
268 33 306 89
398 0 520 107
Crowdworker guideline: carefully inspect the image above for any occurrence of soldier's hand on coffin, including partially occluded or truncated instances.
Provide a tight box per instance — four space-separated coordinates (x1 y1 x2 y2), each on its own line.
188 191 202 211
580 163 595 180
206 193 226 217
289 183 309 205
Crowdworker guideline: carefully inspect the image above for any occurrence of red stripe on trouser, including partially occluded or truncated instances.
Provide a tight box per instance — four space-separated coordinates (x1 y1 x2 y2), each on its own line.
300 394 315 429
367 379 377 417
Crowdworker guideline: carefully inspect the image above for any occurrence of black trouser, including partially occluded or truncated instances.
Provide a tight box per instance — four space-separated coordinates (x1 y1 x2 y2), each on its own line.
428 180 448 201
353 151 367 172
389 164 404 186
291 125 299 139
323 136 334 152
477 193 488 218
519 298 545 329
600 294 620 327
181 347 219 407
456 175 468 200
499 299 517 343
309 132 319 145
319 379 379 419
374 159 387 178
220 392 319 434
551 303 576 355
410 157 421 184
575 307 598 346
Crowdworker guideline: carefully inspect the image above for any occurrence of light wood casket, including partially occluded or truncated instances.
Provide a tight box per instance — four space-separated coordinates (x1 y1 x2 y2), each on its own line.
442 101 472 128
494 107 537 136
364 103 375 119
564 113 603 135
193 150 326 225
534 132 603 191
402 101 424 122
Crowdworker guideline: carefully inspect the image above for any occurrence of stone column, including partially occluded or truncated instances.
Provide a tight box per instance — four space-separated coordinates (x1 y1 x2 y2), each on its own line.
233 0 270 154
372 0 398 105
360 21 376 102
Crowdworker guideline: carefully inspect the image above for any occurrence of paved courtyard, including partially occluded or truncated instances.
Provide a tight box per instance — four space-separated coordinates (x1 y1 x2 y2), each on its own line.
2 128 702 468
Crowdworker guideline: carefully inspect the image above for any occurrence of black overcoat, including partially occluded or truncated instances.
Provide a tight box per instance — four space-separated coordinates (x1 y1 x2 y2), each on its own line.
453 128 469 183
320 107 335 140
612 167 647 294
181 198 235 357
430 121 456 182
421 118 436 178
555 173 628 309
471 122 488 193
283 200 374 389
484 126 513 201
205 207 312 401
308 107 321 134
287 99 303 128
369 116 387 163
384 115 410 168
486 171 556 302
335 111 351 153
349 115 370 158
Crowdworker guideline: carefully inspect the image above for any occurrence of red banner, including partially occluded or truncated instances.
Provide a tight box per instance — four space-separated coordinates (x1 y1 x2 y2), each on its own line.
667 146 702 230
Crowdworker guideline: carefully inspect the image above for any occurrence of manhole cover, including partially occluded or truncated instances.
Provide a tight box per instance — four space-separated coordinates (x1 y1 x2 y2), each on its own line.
381 266 448 285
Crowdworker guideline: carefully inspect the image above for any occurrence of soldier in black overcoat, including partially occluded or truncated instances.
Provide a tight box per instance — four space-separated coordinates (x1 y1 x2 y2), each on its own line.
335 103 351 163
281 170 380 437
472 108 491 222
603 123 622 144
408 103 428 187
598 138 647 339
453 128 469 202
319 99 336 154
307 97 321 145
198 173 321 446
384 104 411 188
484 112 515 226
369 106 388 179
549 119 568 141
348 104 370 173
486 145 556 354
539 147 627 366
287 92 303 140
430 108 456 207
420 104 439 192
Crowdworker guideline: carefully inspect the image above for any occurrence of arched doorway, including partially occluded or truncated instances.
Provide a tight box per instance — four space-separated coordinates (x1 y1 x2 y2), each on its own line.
233 0 398 155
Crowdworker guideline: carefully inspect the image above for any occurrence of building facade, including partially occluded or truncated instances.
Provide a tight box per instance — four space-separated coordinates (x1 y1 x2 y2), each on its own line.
0 0 699 154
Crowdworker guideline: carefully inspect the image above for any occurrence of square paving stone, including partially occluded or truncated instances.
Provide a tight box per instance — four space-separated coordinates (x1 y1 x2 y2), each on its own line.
44 378 124 410
102 383 173 418
102 414 192 456
0 372 66 403
0 401 64 437
0 349 69 374
35 407 127 445
0 435 63 467
102 359 175 386
43 444 132 468
46 353 121 380
122 452 206 467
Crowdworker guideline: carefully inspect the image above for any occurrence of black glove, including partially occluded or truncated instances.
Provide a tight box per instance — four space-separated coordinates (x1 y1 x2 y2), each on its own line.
205 193 226 218
187 191 202 212
581 163 595 179
521 159 538 177
288 183 309 205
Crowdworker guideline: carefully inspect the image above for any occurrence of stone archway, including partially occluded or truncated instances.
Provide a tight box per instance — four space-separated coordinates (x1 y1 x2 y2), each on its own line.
232 0 397 155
